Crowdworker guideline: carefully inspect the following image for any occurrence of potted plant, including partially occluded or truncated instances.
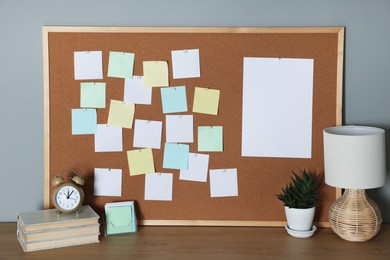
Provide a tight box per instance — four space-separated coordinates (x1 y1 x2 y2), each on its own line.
276 169 321 236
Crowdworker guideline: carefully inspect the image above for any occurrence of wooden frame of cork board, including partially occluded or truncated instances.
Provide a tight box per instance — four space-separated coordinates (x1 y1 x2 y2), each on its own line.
43 26 344 227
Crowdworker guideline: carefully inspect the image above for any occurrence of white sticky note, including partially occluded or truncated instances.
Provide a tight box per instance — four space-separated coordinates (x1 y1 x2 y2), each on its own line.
94 168 122 197
180 153 209 182
171 49 200 79
210 169 238 197
242 57 314 158
94 124 123 152
166 115 193 143
144 173 173 201
133 119 163 149
124 76 152 105
74 51 103 80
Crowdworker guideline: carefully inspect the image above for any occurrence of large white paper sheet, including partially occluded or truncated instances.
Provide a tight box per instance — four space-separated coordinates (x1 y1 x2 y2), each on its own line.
242 57 314 158
166 115 193 143
74 51 103 80
171 49 200 79
124 76 152 105
94 124 123 152
94 168 122 197
144 173 173 201
209 168 238 197
180 153 209 182
133 119 162 149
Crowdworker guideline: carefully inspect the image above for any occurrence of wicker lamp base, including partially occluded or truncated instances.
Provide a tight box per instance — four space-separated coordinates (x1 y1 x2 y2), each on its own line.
329 189 382 242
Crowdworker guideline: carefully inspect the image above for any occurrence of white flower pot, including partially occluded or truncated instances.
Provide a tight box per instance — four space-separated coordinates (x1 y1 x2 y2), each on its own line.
284 206 315 231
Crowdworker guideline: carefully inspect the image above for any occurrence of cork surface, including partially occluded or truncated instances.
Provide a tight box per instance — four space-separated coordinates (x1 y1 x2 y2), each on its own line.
45 28 342 224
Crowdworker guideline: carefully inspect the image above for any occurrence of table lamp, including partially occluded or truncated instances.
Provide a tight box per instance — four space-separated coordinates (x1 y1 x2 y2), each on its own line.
323 125 386 242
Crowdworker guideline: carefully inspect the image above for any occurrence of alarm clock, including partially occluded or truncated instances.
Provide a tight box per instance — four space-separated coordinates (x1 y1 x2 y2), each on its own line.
51 169 85 214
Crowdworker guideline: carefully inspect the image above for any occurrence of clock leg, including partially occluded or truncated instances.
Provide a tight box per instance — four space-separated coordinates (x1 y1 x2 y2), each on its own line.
56 210 61 214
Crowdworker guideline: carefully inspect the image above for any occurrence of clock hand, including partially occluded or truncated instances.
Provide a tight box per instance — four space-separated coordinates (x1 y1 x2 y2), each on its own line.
69 191 74 198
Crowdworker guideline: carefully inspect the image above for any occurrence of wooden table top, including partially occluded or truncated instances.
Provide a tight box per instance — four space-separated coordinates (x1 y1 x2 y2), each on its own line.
2 222 390 259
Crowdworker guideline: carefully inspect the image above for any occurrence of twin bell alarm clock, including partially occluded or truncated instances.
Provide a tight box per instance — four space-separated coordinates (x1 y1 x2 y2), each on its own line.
51 169 85 214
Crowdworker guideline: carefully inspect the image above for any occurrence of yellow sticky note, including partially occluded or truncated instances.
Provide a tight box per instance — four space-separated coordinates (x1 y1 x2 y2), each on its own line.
193 87 220 115
127 148 155 176
143 61 169 87
108 100 135 129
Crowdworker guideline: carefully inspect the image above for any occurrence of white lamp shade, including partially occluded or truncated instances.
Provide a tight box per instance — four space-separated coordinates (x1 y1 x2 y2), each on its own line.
323 126 386 189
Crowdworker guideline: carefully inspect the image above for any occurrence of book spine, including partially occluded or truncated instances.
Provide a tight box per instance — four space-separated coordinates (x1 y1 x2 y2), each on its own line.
19 217 99 232
17 230 99 252
18 224 100 242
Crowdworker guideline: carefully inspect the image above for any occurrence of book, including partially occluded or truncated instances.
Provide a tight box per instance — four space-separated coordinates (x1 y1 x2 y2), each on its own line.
17 205 99 232
17 230 99 252
17 223 99 242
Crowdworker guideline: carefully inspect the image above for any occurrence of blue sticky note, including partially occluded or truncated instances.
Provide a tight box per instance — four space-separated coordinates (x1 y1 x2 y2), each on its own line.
71 109 97 135
160 86 187 113
163 143 189 170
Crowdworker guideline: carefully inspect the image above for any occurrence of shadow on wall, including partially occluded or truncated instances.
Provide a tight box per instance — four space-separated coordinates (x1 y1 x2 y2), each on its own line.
367 128 390 224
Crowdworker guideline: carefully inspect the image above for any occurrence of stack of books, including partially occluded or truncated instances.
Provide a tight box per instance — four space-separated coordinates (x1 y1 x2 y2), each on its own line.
17 205 100 252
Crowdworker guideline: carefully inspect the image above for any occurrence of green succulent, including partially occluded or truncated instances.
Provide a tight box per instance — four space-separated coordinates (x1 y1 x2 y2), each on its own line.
276 169 321 209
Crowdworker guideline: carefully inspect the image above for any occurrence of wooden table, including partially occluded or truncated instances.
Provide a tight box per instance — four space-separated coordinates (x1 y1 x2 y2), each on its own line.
2 223 389 259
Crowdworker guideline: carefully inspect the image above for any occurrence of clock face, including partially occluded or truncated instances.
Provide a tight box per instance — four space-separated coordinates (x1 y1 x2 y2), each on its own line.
55 185 81 211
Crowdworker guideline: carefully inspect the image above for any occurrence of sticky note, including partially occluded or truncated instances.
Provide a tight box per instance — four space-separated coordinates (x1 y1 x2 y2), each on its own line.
71 109 97 135
74 51 103 80
124 76 152 105
160 86 187 114
94 168 122 197
166 115 193 143
163 143 189 170
133 119 162 149
143 61 169 87
171 49 200 79
180 153 209 182
80 82 106 108
94 124 123 152
193 87 220 115
127 148 155 176
210 169 238 197
107 100 135 129
198 126 223 152
105 201 136 234
108 51 135 78
145 173 173 201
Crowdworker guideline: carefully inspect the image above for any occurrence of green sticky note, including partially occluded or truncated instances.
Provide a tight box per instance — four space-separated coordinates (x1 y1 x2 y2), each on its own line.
108 51 135 78
80 82 106 108
198 126 223 152
105 205 135 235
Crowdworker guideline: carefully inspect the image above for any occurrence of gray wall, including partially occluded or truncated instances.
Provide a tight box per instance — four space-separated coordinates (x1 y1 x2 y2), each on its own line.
1 0 390 222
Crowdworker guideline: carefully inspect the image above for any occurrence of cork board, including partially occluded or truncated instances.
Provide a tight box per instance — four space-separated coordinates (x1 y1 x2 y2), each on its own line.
43 27 344 226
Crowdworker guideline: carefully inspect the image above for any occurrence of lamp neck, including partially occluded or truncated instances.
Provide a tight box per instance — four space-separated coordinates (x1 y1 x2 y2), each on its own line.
343 189 366 199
